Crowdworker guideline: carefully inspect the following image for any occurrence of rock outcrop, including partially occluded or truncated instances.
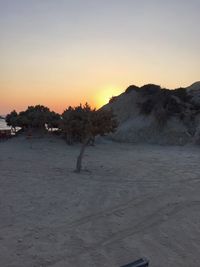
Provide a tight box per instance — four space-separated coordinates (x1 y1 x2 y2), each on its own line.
102 82 200 145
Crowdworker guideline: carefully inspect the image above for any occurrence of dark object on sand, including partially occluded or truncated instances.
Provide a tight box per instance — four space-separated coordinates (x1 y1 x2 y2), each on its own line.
120 258 149 267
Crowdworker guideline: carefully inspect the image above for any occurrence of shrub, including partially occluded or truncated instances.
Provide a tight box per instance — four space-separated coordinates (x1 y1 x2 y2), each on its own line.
140 84 161 96
61 103 118 172
109 96 118 103
125 85 139 94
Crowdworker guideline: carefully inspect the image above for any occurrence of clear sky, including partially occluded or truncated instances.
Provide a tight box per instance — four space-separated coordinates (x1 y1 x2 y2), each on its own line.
1 0 200 114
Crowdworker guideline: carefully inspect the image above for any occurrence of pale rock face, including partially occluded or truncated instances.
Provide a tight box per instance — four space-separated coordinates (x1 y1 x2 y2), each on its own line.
103 82 200 145
110 115 191 145
103 90 141 123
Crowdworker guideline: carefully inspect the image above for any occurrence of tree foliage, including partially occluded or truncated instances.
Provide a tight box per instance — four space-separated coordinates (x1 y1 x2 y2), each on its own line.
5 103 118 172
61 103 118 172
47 111 61 131
137 84 197 128
61 103 118 144
5 110 19 132
6 105 61 132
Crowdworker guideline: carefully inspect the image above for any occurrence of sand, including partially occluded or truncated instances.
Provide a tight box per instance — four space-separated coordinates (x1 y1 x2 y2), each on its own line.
0 135 200 267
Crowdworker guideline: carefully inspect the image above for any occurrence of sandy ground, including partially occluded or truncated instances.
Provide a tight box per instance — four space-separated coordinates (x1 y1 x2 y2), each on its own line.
0 135 200 267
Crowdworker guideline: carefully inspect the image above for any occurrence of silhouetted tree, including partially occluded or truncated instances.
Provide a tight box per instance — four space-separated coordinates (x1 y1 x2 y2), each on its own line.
61 103 118 172
46 111 61 131
61 104 91 144
76 106 118 173
6 105 56 133
5 110 18 133
22 105 50 130
17 111 31 130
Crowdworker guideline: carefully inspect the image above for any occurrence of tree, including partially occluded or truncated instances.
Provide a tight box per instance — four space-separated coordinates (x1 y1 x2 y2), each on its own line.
17 110 32 130
46 111 61 131
61 104 92 144
23 105 50 130
61 103 118 172
76 107 118 173
6 105 58 134
5 110 19 133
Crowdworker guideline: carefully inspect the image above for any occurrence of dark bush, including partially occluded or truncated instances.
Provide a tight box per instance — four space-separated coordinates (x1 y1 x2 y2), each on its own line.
137 86 193 127
125 85 139 94
138 99 155 115
172 88 191 102
109 96 118 103
140 84 161 95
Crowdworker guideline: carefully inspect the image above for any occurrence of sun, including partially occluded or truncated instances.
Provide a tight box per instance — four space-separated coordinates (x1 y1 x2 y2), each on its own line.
96 85 122 108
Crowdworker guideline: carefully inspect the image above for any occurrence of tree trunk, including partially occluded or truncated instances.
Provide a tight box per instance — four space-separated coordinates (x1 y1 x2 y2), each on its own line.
88 136 95 146
75 137 90 173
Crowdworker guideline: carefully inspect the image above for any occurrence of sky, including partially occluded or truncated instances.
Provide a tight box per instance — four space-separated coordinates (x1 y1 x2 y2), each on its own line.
0 0 200 114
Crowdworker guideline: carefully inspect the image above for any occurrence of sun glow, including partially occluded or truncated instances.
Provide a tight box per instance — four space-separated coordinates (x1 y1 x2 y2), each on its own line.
95 85 122 108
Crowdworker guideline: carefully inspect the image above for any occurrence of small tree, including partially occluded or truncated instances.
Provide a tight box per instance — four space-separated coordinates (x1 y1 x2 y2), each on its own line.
76 105 118 173
23 105 50 130
6 105 58 134
17 111 31 130
61 103 118 172
5 110 18 133
46 111 61 131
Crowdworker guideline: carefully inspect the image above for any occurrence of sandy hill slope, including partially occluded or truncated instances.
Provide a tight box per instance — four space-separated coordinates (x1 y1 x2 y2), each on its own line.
103 83 200 145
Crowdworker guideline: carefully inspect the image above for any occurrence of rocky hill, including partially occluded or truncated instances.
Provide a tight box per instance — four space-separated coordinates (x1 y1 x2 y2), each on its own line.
102 82 200 145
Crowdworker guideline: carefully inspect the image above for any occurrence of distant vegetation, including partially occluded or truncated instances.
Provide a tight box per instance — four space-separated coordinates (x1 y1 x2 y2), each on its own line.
6 105 60 133
6 104 118 172
109 96 118 103
125 85 140 94
136 84 200 129
108 83 200 131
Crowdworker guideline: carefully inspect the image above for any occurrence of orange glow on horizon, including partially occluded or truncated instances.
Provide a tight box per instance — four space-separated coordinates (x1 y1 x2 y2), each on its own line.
2 86 122 114
1 1 200 115
95 85 123 108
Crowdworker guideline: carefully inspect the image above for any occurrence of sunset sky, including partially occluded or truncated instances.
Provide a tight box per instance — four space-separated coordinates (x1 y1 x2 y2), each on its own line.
1 0 200 114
